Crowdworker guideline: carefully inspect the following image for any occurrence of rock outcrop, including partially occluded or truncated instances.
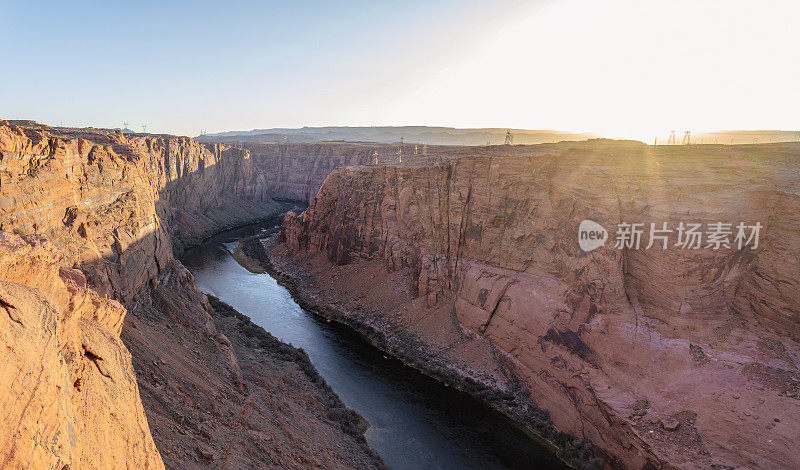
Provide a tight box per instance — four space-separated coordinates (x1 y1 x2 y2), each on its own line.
0 121 384 469
277 140 800 469
0 232 164 469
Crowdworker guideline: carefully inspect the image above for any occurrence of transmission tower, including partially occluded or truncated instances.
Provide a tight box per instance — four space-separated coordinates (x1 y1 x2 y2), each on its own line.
200 129 207 137
504 129 513 145
681 131 691 145
667 130 677 145
141 123 147 133
123 121 129 130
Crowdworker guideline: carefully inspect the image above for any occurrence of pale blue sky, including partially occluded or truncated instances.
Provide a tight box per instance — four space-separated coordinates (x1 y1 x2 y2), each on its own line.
2 0 798 139
2 0 519 135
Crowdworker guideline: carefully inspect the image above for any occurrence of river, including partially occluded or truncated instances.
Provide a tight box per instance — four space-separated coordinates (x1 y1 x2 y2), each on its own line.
181 220 562 470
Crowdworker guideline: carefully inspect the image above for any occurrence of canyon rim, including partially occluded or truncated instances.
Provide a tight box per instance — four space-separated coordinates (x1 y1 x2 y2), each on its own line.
0 120 797 469
3 2 800 468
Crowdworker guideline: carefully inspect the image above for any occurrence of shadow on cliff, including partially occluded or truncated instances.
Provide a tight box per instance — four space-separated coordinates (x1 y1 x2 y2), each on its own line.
72 147 307 304
61 147 330 468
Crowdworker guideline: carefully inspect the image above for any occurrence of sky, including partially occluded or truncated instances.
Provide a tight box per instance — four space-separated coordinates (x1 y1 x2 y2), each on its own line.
2 0 798 141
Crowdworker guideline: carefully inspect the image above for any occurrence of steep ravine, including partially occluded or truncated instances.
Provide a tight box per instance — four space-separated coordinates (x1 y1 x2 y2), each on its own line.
275 141 800 469
240 234 589 468
3 120 798 469
0 121 383 469
198 226 568 469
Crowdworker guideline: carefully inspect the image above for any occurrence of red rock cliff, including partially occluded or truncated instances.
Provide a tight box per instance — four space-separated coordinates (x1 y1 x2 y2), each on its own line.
0 121 382 469
0 232 164 469
0 121 281 468
0 122 284 300
280 141 800 469
241 142 384 201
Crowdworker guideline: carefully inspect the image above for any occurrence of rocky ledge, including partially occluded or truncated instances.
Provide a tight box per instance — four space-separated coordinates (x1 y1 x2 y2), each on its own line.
0 232 163 469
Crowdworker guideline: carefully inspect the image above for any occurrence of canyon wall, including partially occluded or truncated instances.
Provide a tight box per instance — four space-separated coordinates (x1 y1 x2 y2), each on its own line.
278 141 800 469
241 142 374 201
239 141 486 202
0 121 382 469
0 232 164 469
0 122 280 302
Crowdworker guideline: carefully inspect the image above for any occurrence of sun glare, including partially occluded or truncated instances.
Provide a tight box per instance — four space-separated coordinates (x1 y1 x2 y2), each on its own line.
393 0 799 142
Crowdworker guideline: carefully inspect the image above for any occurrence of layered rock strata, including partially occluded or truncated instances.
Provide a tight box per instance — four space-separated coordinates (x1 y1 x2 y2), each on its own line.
276 140 800 469
238 141 462 202
0 121 383 469
238 142 374 201
0 232 164 469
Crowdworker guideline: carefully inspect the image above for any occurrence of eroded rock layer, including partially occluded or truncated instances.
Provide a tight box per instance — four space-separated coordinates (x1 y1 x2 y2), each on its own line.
240 142 374 202
0 121 383 469
277 140 800 469
0 232 164 469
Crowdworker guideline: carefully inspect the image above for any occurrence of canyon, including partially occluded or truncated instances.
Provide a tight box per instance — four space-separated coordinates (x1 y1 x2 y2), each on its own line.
274 141 800 469
1 118 798 469
0 121 382 469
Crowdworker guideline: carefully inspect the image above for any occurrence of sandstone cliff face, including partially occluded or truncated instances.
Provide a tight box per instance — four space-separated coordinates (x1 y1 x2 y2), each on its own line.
0 232 164 469
239 141 459 202
279 141 800 469
0 121 278 468
240 142 375 201
0 121 282 302
0 121 382 469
